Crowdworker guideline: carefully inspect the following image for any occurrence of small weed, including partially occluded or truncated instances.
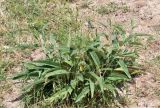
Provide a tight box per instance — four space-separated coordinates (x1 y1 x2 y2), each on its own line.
80 1 92 9
97 2 129 15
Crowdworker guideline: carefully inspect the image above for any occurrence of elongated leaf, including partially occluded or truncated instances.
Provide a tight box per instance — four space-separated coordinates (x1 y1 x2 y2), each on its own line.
107 75 128 81
88 42 100 49
24 63 37 69
98 77 104 94
42 69 57 76
89 72 104 93
121 52 137 58
114 68 123 71
105 84 117 97
45 69 69 78
118 60 131 79
130 33 152 37
88 79 95 98
70 78 79 89
63 60 73 67
89 51 100 69
77 74 84 81
124 33 152 44
29 60 60 68
46 86 70 102
22 79 44 93
75 86 90 103
101 68 113 71
12 71 28 80
112 37 119 49
89 72 99 80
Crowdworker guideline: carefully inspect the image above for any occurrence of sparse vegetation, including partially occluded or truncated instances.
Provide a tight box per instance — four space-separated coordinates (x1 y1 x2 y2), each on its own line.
80 1 92 9
97 2 129 15
13 23 142 107
1 0 160 108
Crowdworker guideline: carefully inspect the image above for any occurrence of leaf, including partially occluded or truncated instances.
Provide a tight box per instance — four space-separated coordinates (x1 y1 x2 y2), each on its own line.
63 60 73 67
89 72 104 93
70 79 78 89
124 33 152 44
89 51 100 69
121 52 137 58
30 60 60 68
22 79 44 93
131 19 136 30
75 86 90 103
114 68 123 71
88 41 100 49
130 33 153 37
101 68 113 71
12 71 28 80
88 79 95 98
98 77 104 94
24 63 37 69
45 69 70 78
77 74 84 81
112 36 119 49
89 72 99 80
118 60 131 79
131 70 142 75
105 84 117 97
67 33 71 48
42 69 56 76
107 75 128 81
46 87 70 102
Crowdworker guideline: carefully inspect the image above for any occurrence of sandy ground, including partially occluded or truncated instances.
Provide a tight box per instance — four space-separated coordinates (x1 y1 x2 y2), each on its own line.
1 0 160 108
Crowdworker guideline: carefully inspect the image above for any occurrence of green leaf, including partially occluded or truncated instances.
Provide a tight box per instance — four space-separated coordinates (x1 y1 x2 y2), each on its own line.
24 63 37 69
98 77 104 94
124 33 152 44
88 41 100 49
89 51 100 69
88 79 95 98
89 72 99 80
46 87 70 102
114 68 123 71
112 36 119 49
70 79 79 89
107 74 128 81
77 74 84 81
75 86 90 103
30 60 60 68
22 79 44 93
121 52 137 58
118 60 131 79
45 69 70 78
63 60 73 67
12 71 28 79
130 33 152 37
89 72 104 93
101 68 113 71
105 84 117 97
42 69 56 76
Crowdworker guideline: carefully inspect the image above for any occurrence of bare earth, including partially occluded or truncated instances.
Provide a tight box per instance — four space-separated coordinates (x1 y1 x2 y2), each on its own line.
1 0 160 108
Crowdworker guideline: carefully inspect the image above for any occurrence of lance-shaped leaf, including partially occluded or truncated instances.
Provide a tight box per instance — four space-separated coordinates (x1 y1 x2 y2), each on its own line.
45 69 70 78
118 60 131 79
75 86 90 103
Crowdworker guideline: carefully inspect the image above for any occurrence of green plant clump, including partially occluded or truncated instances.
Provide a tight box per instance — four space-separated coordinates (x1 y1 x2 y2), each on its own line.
12 22 144 107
